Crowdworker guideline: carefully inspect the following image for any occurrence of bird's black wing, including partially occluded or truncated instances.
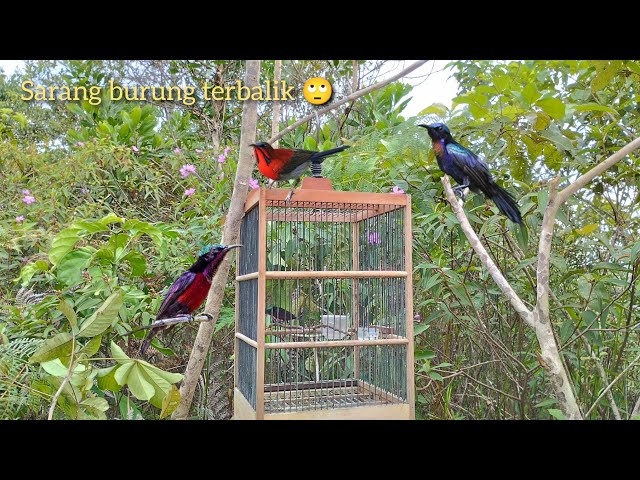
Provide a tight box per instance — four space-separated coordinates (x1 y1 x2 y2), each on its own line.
156 271 196 319
446 142 494 194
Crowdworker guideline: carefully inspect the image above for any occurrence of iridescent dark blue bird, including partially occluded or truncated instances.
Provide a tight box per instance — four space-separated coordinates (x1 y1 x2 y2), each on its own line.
419 123 524 225
140 243 242 354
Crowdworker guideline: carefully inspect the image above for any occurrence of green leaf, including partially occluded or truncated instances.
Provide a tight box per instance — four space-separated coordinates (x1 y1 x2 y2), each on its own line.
522 83 541 105
98 213 124 226
536 97 565 120
35 260 49 272
576 224 598 236
418 103 448 116
414 323 429 336
110 340 130 363
160 385 181 419
78 290 124 338
122 251 146 276
591 60 623 92
138 360 184 384
126 364 155 401
548 408 567 420
97 366 122 392
29 332 74 364
415 350 436 360
48 228 81 266
428 371 444 381
114 362 134 385
573 103 619 115
57 248 92 286
41 358 72 377
80 397 109 413
57 299 78 332
80 335 102 357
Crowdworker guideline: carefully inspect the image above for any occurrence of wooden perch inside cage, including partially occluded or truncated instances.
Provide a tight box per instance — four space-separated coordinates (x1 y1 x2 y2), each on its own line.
233 177 415 420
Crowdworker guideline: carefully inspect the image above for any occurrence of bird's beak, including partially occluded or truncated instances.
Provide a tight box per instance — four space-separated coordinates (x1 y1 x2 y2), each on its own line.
248 143 256 147
418 124 432 132
225 244 243 251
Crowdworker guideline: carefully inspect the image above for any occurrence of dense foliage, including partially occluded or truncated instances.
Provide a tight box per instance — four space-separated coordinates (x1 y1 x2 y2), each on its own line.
0 60 638 419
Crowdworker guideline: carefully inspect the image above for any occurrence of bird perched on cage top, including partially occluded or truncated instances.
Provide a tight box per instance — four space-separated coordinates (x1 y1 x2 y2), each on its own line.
419 123 524 226
250 142 350 201
140 243 242 354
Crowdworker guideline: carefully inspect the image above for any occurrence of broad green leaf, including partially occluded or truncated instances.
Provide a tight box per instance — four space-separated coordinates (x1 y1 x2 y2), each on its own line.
522 83 541 105
57 248 92 286
80 397 109 413
534 112 551 131
548 408 567 420
98 213 124 226
126 364 155 401
74 221 110 234
35 260 49 271
122 251 146 276
41 358 72 377
29 332 73 364
428 371 444 381
591 60 623 92
536 97 565 120
97 366 122 392
418 103 448 116
415 350 436 360
57 299 78 332
576 224 598 236
573 103 618 115
138 360 184 384
48 228 81 266
414 323 429 336
78 290 123 338
110 340 130 363
114 362 134 385
160 385 181 419
80 335 102 357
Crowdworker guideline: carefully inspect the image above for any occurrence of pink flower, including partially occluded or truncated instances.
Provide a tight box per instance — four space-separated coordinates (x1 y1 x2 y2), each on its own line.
414 313 422 321
179 164 196 178
223 146 231 156
174 147 182 154
22 189 30 195
22 195 36 205
184 188 196 196
368 231 381 245
195 149 203 154
218 154 226 163
131 145 139 152
81 187 90 195
248 178 260 190
15 215 25 223
392 186 405 194
76 141 85 147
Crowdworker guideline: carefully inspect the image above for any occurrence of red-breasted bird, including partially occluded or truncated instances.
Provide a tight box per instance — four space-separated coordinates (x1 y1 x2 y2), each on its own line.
420 123 524 225
140 243 242 354
250 142 350 200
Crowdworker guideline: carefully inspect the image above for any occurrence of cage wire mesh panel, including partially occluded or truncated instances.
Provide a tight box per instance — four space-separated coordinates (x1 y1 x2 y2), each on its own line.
236 205 259 409
259 199 409 414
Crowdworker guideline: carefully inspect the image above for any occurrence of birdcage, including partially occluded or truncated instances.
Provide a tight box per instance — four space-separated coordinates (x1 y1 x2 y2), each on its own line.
234 177 415 419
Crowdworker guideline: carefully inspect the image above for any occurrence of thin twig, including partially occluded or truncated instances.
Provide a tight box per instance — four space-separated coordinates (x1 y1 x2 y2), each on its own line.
47 335 75 420
584 351 640 418
267 60 429 144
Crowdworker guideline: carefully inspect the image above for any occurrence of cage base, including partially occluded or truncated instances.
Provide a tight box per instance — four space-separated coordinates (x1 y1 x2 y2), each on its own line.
233 380 411 420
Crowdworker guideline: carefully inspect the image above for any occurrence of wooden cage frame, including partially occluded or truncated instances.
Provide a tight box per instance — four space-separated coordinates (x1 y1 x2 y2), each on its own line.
233 178 415 420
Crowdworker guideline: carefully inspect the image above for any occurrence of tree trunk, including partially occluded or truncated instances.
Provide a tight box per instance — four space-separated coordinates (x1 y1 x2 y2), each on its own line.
172 60 261 420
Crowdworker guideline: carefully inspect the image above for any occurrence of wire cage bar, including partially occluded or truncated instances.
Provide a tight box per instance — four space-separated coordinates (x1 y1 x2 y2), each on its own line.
234 180 414 419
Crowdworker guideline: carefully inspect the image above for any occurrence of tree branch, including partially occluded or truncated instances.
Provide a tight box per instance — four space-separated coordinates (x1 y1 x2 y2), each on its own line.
584 351 640 418
172 60 261 420
267 60 429 144
441 176 533 325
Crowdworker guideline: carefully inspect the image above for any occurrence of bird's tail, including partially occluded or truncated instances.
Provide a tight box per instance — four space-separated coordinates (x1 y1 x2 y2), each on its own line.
490 184 524 225
309 145 350 163
140 328 158 355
